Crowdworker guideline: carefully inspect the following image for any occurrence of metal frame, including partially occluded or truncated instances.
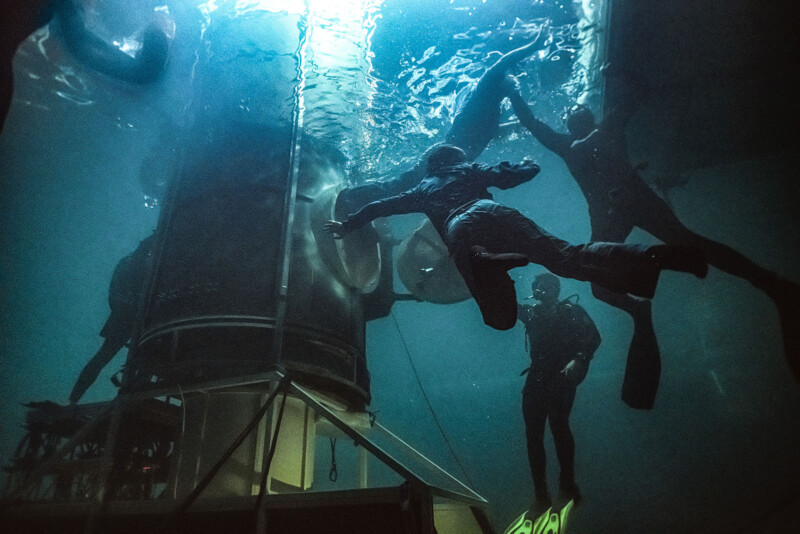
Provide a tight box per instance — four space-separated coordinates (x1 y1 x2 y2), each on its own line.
2 370 489 534
0 368 483 506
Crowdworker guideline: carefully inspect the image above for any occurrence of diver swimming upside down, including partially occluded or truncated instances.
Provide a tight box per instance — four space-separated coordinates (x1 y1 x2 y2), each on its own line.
337 32 546 213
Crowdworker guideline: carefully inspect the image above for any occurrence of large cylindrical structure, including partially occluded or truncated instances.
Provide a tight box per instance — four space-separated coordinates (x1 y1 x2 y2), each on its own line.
126 121 380 409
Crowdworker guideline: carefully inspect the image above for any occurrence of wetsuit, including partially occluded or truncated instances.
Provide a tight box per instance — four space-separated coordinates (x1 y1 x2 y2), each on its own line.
518 299 600 503
337 39 542 212
338 161 678 330
509 87 800 407
69 236 153 403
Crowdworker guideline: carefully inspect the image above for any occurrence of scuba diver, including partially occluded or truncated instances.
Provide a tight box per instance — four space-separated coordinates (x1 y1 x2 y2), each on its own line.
507 65 800 408
1 0 170 132
325 145 708 331
338 33 545 212
69 235 153 404
518 273 600 511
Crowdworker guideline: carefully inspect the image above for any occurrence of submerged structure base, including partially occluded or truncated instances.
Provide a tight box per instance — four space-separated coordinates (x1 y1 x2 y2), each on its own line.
1 371 493 534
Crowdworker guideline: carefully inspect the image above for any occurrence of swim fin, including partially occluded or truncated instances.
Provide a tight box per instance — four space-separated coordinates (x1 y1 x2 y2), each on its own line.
503 500 575 534
620 300 661 410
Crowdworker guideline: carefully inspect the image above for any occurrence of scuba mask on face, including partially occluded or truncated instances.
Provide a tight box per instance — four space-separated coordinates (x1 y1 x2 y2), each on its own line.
533 287 549 301
530 273 560 301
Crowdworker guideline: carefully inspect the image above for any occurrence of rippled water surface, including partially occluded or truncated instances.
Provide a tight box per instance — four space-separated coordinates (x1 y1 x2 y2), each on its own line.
9 0 600 184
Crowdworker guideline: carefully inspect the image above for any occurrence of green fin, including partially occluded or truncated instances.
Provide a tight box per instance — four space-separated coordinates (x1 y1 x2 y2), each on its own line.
503 500 575 534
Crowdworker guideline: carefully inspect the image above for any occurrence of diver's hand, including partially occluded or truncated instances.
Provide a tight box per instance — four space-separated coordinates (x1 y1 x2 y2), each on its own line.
500 74 522 96
324 220 349 238
520 157 540 174
561 359 586 381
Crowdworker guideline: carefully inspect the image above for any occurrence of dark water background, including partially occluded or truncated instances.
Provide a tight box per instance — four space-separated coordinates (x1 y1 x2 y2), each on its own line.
2 0 800 532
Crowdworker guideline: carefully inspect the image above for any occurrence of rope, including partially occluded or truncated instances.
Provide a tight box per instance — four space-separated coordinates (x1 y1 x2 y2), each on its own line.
389 311 476 490
328 438 338 482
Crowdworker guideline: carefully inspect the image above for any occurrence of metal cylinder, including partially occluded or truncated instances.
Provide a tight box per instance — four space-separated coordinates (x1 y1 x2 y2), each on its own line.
127 121 380 409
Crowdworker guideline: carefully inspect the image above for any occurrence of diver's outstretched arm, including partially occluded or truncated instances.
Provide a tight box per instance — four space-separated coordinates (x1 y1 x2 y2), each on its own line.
326 188 424 238
68 336 126 404
508 90 571 156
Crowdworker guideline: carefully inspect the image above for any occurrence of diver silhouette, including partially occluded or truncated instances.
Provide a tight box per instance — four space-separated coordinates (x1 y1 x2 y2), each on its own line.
1 0 170 132
508 65 800 408
337 33 545 212
325 145 708 331
518 274 600 510
69 235 153 404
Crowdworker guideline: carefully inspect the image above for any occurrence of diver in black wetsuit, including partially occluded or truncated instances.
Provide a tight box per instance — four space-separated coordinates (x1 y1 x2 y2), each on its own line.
325 144 708 331
337 34 544 212
508 66 800 406
518 273 600 510
1 0 169 132
69 235 153 404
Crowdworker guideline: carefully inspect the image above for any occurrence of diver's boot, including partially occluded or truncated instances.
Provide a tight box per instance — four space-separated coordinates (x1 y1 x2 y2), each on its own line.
469 246 528 331
470 246 529 271
648 244 708 279
763 278 800 383
531 485 552 515
558 479 582 506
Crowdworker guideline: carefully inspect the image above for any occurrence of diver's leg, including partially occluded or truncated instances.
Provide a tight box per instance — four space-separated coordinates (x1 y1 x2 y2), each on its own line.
588 216 645 313
446 203 528 330
589 220 663 410
57 2 169 85
467 245 528 329
447 203 702 331
633 186 778 287
634 190 800 383
444 34 544 159
523 380 551 507
489 205 703 298
547 383 580 504
479 29 545 89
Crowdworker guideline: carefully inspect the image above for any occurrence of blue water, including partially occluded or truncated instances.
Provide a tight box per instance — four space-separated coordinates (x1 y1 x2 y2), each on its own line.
2 1 800 532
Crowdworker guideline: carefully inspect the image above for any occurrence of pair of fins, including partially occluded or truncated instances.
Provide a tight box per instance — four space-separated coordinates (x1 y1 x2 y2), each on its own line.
503 500 574 534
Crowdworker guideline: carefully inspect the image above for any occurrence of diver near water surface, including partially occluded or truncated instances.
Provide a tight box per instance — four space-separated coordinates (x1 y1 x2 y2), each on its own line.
69 235 153 404
1 0 170 132
518 273 600 511
325 145 708 330
338 33 545 212
508 65 800 408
